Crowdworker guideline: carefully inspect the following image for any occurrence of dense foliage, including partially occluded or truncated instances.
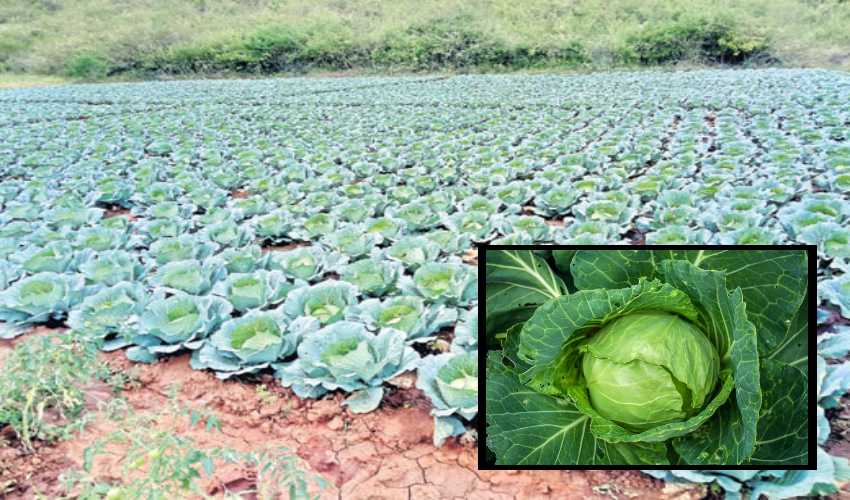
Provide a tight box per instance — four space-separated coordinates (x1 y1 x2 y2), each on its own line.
17 0 850 79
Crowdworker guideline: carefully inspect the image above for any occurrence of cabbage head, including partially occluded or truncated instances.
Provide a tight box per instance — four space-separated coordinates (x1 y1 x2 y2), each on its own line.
580 312 719 431
485 249 810 467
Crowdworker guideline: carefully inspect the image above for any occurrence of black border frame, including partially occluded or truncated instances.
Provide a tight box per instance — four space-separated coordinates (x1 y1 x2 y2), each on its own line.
477 244 818 471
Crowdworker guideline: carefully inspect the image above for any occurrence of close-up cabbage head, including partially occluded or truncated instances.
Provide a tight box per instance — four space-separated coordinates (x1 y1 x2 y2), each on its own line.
580 312 719 431
485 249 810 467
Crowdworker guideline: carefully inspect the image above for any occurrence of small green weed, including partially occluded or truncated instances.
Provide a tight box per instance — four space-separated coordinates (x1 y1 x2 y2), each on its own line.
61 394 328 499
0 333 122 453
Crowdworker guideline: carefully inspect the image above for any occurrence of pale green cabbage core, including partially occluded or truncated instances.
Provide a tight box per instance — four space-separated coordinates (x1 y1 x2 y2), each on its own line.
581 311 719 432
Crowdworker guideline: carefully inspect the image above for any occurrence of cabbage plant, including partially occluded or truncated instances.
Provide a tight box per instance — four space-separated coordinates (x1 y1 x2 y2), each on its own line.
252 210 293 243
78 250 148 287
407 261 477 306
338 258 401 297
201 220 254 248
149 258 227 296
218 245 270 274
290 213 336 241
73 226 132 251
321 226 378 259
282 280 359 325
274 321 420 413
191 307 312 379
269 246 344 282
423 230 470 255
132 293 233 362
497 215 552 242
67 282 148 348
443 210 496 241
532 186 579 217
147 235 217 266
387 202 441 231
364 217 406 244
211 270 300 312
485 249 810 466
417 352 478 446
11 242 78 274
0 272 86 338
385 236 441 270
346 296 457 343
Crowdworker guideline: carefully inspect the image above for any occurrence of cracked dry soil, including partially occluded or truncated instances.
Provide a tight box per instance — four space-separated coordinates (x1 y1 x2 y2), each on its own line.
1 347 704 499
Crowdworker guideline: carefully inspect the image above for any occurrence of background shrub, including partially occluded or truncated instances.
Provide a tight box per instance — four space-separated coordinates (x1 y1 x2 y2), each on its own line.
64 53 110 79
622 17 772 65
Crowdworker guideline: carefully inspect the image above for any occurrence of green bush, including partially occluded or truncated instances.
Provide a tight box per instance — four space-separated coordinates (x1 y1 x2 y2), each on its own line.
126 17 588 76
622 18 771 65
0 38 29 72
373 16 507 70
506 43 589 68
299 25 369 69
64 53 110 79
141 43 255 74
142 24 365 75
243 26 306 71
372 16 587 71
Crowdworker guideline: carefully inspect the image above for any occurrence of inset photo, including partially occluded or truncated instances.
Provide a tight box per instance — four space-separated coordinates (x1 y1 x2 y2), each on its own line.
481 246 816 469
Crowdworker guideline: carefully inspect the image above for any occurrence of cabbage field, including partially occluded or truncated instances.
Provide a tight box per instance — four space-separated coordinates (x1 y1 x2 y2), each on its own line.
1 69 849 498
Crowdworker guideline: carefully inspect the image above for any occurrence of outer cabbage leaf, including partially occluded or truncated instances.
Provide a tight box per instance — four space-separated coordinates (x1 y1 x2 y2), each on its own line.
452 306 478 353
486 353 669 465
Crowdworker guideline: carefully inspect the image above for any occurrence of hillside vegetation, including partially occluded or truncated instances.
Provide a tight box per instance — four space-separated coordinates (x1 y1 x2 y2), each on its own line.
1 0 849 79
